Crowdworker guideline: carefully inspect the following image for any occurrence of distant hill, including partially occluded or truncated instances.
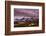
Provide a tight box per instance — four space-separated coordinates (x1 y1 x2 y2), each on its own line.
14 17 34 22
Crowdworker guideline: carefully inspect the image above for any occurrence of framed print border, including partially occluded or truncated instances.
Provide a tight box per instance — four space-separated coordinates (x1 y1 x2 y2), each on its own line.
5 1 45 35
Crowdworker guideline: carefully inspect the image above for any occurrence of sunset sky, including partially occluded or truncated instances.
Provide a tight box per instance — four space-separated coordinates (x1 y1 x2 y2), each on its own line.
14 8 39 20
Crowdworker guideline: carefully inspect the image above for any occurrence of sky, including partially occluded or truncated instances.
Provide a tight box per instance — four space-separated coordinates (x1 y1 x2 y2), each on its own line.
14 8 39 19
